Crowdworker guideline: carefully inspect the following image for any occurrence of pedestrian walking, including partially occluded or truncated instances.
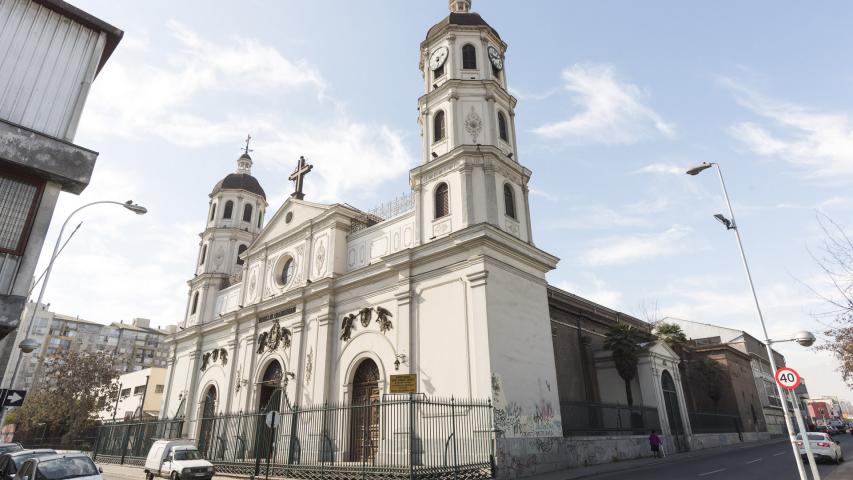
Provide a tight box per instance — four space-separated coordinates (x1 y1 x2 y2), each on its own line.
649 430 663 458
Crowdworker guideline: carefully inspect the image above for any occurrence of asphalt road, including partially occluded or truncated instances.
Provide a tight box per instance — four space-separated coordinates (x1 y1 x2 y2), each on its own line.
589 435 853 480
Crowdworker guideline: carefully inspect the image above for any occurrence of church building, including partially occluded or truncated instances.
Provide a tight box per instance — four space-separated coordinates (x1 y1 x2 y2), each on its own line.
162 0 563 439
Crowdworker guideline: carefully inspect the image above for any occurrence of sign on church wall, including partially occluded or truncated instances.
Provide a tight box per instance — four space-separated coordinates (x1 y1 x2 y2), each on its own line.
389 374 417 394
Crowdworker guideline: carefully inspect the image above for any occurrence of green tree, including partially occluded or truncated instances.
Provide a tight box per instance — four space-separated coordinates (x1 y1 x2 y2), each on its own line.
13 350 119 437
603 324 645 406
654 322 689 352
691 358 726 408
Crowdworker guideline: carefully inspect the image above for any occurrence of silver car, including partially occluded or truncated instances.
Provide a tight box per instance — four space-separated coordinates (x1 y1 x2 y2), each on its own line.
13 454 103 480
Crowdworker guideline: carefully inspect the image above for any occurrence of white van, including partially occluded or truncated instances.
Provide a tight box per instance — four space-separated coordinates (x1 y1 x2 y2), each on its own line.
143 440 214 480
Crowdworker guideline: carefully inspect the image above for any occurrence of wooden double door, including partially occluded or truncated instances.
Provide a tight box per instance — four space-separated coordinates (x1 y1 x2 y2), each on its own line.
349 360 380 463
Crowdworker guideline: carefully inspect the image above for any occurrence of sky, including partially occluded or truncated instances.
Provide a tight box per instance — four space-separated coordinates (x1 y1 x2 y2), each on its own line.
39 0 853 402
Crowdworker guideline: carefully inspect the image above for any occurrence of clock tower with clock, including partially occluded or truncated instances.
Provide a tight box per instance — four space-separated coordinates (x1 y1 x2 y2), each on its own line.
414 0 530 245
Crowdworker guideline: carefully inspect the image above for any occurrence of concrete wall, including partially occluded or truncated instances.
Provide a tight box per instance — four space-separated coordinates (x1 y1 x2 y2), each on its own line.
496 431 776 479
495 435 653 479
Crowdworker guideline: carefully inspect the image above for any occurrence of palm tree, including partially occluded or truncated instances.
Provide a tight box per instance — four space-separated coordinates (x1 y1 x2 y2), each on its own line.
654 322 689 353
603 324 644 406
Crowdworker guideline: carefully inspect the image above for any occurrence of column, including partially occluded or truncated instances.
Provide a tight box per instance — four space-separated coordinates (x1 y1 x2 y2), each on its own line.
161 344 177 419
483 163 499 225
224 327 239 413
465 269 492 399
394 276 413 375
184 347 202 436
522 184 534 244
460 164 474 226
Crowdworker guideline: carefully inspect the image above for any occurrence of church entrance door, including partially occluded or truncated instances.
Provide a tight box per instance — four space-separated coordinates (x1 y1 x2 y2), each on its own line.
349 359 380 463
661 370 689 453
256 361 283 460
198 386 217 457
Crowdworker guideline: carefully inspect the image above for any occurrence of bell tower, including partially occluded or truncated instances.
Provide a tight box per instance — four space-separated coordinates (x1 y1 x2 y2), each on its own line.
184 140 268 327
413 0 531 245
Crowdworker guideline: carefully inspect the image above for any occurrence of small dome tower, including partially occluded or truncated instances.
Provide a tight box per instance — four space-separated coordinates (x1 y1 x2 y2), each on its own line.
184 140 268 327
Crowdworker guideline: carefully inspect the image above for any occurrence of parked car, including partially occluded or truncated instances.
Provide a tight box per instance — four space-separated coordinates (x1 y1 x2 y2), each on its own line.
0 446 21 456
13 453 102 480
144 440 214 480
0 449 56 479
797 432 844 464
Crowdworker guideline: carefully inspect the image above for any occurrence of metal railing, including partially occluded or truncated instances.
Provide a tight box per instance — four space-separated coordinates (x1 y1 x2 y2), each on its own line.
560 401 661 436
688 412 742 434
92 418 185 465
92 396 495 480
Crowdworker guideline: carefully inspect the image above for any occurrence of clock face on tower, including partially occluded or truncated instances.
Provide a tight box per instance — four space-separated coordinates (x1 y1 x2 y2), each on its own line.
429 46 449 71
488 46 503 70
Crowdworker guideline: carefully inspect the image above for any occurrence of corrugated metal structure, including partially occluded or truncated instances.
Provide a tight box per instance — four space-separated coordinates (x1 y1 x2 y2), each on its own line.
0 0 122 340
0 0 113 140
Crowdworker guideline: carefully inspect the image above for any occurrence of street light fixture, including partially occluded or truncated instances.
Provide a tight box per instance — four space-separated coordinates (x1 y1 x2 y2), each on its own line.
686 163 819 480
3 200 147 410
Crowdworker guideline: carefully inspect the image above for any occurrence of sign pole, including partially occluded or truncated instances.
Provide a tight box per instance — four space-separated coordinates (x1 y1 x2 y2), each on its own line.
789 390 820 480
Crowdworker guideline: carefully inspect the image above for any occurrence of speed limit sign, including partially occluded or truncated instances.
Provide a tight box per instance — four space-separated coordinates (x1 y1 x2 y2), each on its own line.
775 367 801 391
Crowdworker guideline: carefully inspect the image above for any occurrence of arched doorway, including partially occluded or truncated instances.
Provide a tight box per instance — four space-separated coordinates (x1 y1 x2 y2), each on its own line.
256 360 283 460
661 370 688 452
349 359 380 463
198 386 217 456
259 360 283 412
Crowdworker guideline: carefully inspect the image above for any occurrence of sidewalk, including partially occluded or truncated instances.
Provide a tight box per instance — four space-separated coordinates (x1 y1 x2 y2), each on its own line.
827 457 853 480
522 437 786 480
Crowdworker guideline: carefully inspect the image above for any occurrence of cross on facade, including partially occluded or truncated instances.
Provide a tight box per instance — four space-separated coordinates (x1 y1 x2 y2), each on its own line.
242 134 253 156
289 156 313 200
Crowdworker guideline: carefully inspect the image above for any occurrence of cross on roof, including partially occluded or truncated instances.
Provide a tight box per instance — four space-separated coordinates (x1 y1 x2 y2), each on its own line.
289 156 313 200
242 134 253 156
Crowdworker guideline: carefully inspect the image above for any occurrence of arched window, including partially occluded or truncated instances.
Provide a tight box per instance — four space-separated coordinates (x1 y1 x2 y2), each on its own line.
434 183 449 219
257 211 263 228
243 204 253 223
209 203 216 222
259 360 283 412
223 200 234 219
462 44 476 70
191 292 199 315
498 111 509 142
236 244 248 266
504 184 516 219
277 257 295 286
433 111 446 142
199 244 207 265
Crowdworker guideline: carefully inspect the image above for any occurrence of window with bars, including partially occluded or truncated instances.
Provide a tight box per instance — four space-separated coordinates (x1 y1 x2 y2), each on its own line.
0 171 44 255
434 183 450 219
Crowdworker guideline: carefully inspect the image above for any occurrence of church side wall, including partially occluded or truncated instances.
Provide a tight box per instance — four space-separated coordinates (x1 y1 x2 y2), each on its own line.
485 262 562 438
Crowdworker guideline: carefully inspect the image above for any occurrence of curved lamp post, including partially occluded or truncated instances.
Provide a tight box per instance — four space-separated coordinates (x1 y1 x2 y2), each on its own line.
3 200 147 397
687 162 818 480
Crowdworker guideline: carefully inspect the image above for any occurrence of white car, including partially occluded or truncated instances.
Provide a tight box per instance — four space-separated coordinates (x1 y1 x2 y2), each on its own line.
797 432 844 464
144 440 214 480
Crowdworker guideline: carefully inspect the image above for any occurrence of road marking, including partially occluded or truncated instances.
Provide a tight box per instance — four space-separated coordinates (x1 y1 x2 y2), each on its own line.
698 469 726 477
773 452 785 456
746 458 762 464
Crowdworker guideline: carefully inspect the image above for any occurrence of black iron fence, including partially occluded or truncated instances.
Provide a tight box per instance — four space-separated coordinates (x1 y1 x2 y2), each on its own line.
560 401 661 436
93 395 495 480
92 418 185 465
688 412 742 434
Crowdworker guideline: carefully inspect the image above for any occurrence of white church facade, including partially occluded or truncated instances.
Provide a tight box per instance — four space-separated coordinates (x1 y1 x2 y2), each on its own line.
162 0 562 441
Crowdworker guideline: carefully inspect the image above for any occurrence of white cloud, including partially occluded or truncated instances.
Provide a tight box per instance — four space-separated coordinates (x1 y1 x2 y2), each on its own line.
634 163 683 175
547 205 649 230
581 224 694 266
81 21 414 202
725 79 853 179
532 63 674 144
552 277 624 310
528 186 558 202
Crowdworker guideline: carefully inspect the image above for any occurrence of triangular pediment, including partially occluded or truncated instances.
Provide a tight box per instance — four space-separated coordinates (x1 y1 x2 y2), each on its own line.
248 198 332 251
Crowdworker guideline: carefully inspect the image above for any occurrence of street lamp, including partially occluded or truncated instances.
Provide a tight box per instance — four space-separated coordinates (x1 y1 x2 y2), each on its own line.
3 200 147 402
686 163 817 480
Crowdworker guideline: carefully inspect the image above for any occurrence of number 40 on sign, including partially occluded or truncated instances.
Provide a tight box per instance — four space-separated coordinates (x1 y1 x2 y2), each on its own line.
775 367 801 391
